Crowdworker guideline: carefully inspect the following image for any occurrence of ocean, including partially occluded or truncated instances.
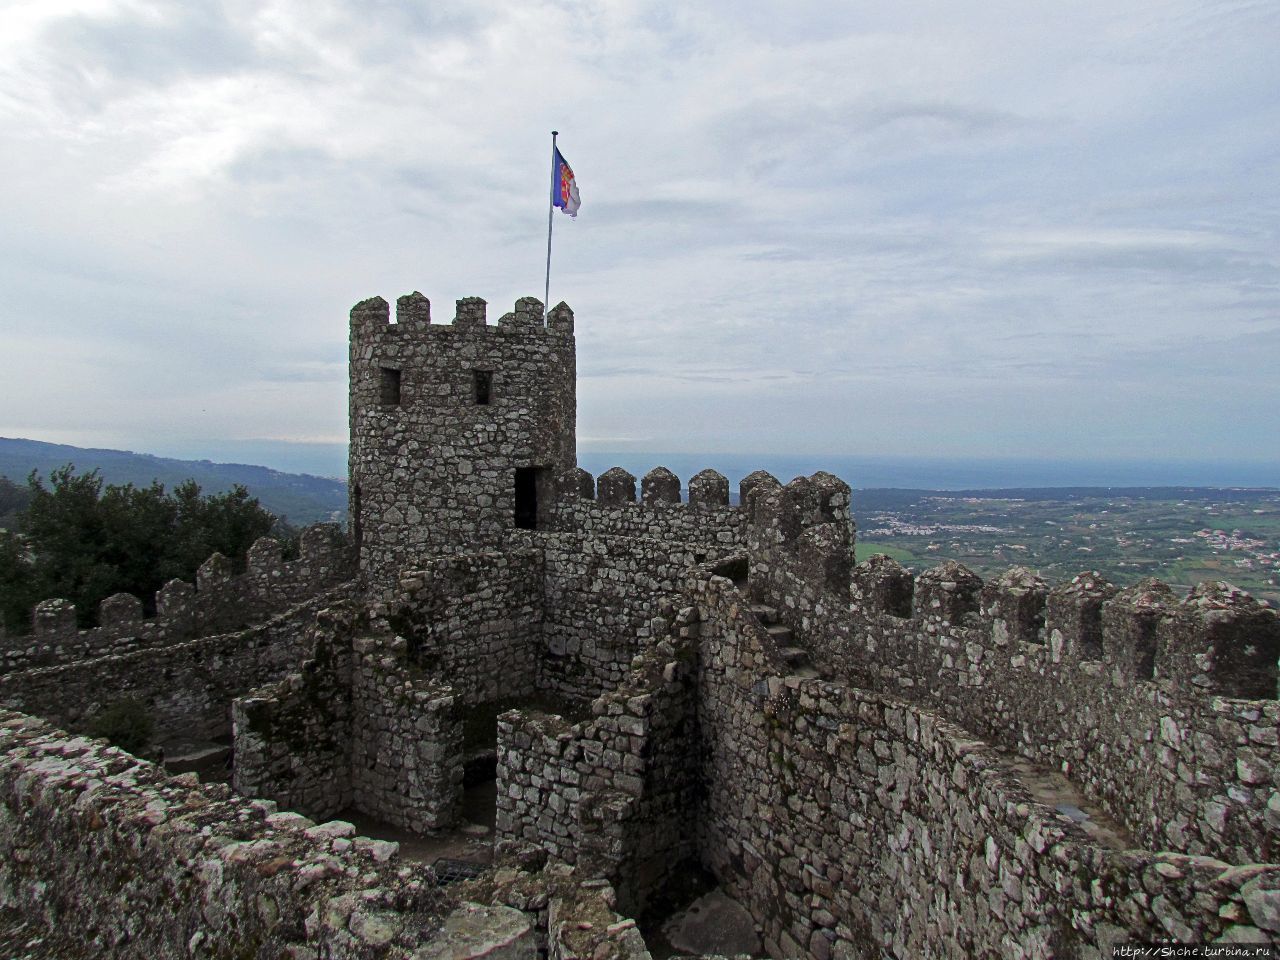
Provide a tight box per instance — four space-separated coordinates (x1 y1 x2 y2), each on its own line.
160 441 1279 491
577 452 1280 491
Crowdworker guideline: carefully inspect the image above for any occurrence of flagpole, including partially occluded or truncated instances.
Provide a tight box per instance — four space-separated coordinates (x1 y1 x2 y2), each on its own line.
544 130 558 315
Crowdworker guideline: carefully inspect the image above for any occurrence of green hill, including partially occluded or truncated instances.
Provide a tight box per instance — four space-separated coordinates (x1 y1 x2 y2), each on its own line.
0 438 347 527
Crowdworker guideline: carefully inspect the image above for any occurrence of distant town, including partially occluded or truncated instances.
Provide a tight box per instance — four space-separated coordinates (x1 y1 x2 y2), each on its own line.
854 487 1280 606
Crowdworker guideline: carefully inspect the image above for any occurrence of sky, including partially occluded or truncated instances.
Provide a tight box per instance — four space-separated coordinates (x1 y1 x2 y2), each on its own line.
0 0 1277 477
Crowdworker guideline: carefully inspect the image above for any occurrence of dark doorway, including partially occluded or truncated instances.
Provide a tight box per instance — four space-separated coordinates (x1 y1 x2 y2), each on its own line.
514 467 539 529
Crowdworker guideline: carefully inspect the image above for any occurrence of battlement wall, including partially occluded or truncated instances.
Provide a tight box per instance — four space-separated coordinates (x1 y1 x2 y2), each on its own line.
744 471 856 629
350 291 576 341
732 471 1280 864
0 584 352 744
829 557 1280 864
0 522 350 675
547 465 763 551
690 568 1280 958
350 293 576 592
0 708 467 958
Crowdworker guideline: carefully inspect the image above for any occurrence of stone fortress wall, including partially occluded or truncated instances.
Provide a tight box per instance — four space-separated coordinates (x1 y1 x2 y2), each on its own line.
491 464 1280 956
0 522 349 674
738 474 1280 866
693 567 1280 957
0 707 638 960
0 523 355 744
2 288 1280 959
0 585 353 744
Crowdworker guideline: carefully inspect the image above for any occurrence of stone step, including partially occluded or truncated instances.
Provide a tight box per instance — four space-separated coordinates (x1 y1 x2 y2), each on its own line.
790 664 821 680
776 646 808 665
766 624 794 643
748 602 778 622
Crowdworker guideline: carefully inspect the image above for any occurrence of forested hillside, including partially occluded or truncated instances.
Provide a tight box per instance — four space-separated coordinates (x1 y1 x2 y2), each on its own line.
0 438 345 526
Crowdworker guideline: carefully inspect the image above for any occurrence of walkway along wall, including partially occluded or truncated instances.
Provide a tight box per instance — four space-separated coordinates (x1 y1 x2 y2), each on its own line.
741 474 1280 867
836 561 1280 865
691 563 1280 958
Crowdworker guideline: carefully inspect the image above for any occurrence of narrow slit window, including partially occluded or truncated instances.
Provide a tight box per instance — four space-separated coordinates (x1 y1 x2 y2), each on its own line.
474 370 492 406
379 367 402 406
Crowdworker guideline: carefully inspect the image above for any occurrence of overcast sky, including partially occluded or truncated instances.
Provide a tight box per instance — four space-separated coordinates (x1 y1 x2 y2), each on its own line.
0 0 1277 473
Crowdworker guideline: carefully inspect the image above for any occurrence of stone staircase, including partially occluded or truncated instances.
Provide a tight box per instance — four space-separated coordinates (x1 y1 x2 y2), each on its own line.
728 572 820 679
745 598 820 680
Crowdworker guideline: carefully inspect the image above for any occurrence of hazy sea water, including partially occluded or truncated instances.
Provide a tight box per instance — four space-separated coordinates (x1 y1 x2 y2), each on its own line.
161 441 1280 490
577 452 1280 491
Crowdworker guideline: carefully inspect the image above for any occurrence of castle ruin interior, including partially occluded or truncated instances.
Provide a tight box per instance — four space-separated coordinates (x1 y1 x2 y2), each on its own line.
1 291 1279 959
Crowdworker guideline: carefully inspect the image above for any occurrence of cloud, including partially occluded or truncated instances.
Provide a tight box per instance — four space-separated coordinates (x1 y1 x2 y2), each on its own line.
0 0 1277 466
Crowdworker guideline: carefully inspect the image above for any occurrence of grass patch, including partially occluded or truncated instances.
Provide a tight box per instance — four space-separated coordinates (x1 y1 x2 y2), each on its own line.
856 542 922 567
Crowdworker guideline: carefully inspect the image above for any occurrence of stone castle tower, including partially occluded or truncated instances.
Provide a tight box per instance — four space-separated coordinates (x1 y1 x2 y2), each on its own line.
348 292 577 593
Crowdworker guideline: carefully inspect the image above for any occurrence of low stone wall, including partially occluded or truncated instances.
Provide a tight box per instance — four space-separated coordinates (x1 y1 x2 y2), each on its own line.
692 569 1280 959
390 549 543 705
495 600 702 917
0 709 467 959
531 531 713 701
351 633 463 833
0 585 354 744
0 524 351 674
495 710 586 864
232 604 359 821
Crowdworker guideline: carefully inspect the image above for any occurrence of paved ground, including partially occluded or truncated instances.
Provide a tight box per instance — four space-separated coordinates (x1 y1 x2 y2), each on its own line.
996 748 1134 849
338 778 498 865
657 889 764 959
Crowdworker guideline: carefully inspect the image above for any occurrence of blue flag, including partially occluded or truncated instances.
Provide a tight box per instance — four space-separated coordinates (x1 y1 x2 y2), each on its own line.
552 148 581 218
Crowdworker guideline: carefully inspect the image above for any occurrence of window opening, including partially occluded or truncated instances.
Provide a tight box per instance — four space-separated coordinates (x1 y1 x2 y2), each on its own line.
474 370 492 406
379 367 402 406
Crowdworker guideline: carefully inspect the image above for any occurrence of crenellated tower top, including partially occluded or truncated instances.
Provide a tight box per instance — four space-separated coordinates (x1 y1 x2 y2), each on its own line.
348 292 577 596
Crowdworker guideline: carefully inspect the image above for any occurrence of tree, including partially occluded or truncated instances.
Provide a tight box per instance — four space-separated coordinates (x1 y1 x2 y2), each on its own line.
0 465 293 633
0 476 30 530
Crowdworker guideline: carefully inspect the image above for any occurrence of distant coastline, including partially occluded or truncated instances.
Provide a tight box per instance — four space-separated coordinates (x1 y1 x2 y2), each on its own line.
577 451 1280 492
6 437 1278 494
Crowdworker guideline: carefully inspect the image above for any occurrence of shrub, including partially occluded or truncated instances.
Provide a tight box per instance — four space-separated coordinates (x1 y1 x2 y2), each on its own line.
86 698 154 755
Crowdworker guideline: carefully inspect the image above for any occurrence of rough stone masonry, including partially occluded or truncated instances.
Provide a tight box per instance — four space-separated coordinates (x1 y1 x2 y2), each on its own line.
0 290 1278 959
